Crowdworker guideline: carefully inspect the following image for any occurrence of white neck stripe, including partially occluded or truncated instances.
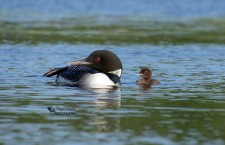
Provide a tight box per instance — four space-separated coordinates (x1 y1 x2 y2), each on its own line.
108 69 122 77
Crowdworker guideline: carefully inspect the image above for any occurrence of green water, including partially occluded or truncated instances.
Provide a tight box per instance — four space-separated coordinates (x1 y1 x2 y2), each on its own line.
1 17 225 45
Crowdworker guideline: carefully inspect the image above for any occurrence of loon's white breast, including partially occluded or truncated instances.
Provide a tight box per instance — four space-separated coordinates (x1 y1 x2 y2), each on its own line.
82 73 119 88
56 72 119 88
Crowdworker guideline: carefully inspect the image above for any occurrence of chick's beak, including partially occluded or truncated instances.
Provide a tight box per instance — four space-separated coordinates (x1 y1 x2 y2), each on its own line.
137 73 143 77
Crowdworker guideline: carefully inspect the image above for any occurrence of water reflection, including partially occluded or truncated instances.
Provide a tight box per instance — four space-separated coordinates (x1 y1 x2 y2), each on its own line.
45 82 122 109
67 87 121 132
43 85 121 132
137 84 152 91
83 86 121 94
89 87 121 109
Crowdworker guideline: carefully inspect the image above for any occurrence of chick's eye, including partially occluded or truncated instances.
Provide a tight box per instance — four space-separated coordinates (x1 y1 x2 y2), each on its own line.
95 57 101 63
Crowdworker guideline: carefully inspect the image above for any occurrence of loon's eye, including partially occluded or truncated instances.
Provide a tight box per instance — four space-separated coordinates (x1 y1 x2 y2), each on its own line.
95 57 101 63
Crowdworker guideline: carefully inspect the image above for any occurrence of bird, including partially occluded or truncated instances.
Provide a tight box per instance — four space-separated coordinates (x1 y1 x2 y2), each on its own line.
43 50 123 88
136 67 160 85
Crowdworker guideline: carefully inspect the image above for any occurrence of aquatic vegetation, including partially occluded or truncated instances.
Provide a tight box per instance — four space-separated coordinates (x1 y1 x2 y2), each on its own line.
1 17 225 45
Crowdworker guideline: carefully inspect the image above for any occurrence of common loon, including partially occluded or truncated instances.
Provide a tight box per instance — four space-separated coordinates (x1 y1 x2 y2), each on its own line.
136 67 160 85
43 50 123 88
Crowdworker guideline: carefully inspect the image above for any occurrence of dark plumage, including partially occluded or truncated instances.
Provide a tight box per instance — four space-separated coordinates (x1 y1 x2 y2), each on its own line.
136 67 160 85
43 66 99 83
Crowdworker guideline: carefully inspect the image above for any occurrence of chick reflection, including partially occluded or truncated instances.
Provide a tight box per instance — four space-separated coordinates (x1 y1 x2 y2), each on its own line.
136 67 160 90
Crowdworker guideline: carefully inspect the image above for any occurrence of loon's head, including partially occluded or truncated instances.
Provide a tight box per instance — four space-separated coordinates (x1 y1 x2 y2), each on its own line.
69 50 123 77
138 67 152 79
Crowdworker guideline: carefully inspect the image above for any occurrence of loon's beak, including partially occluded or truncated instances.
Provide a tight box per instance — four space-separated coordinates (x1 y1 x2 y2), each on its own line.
68 60 92 66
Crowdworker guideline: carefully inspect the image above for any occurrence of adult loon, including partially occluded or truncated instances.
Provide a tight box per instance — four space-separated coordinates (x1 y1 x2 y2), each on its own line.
43 50 123 88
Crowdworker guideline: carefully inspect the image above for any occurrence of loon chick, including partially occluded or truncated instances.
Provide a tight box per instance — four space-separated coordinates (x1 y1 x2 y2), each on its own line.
43 50 123 88
136 67 160 85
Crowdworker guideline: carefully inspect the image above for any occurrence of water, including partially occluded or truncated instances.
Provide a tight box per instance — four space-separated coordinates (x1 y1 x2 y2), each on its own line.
1 0 225 21
1 0 225 145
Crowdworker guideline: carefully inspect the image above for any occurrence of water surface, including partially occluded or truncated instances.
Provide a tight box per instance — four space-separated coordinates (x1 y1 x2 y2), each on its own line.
1 44 225 145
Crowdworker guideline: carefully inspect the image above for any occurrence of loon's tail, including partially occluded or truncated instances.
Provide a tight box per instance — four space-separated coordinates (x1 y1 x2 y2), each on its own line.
43 67 68 77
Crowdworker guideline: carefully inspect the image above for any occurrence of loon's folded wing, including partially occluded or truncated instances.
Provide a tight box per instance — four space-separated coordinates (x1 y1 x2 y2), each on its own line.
43 67 68 77
58 66 99 82
44 66 99 83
